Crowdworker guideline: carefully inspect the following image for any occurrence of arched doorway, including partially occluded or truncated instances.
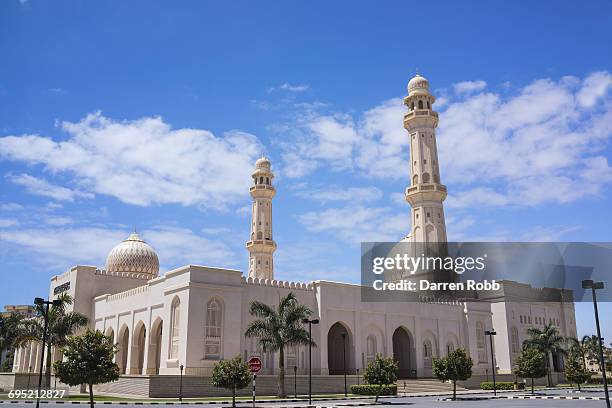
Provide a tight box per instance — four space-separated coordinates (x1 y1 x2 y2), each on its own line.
133 323 146 375
327 322 354 375
117 326 129 374
147 319 163 374
393 327 414 378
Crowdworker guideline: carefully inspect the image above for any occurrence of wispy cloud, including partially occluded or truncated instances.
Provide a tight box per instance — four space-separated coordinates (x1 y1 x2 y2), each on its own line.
295 186 383 204
453 80 487 95
0 112 262 210
269 82 310 93
7 173 94 202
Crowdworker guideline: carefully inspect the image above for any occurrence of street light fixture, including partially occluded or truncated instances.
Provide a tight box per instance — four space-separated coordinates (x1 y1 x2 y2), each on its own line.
293 365 297 398
34 297 61 408
179 364 184 402
484 330 497 396
582 280 610 408
301 318 319 407
341 333 347 397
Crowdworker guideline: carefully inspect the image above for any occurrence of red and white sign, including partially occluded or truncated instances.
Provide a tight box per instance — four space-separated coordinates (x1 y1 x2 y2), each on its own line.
248 356 262 373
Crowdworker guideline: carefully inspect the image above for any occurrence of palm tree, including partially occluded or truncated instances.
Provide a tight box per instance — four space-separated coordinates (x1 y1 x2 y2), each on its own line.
583 335 602 371
16 294 88 386
523 323 567 387
568 335 596 372
0 312 25 372
245 292 315 397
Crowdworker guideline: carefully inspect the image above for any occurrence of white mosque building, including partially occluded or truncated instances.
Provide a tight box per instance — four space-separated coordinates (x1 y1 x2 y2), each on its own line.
8 74 577 395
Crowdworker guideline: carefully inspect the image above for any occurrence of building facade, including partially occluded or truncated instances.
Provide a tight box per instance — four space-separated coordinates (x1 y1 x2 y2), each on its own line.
11 74 576 386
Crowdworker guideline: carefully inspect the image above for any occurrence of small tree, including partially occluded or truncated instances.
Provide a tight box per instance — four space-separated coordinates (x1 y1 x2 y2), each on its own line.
432 348 473 400
363 355 398 403
565 351 591 391
514 346 546 395
211 356 251 407
54 330 119 408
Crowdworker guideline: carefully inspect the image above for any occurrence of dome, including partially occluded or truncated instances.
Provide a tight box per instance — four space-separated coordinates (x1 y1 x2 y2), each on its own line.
407 74 430 95
105 232 159 278
255 156 271 169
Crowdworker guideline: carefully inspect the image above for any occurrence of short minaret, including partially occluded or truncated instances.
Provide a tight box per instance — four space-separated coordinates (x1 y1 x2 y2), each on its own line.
246 157 277 280
403 74 448 244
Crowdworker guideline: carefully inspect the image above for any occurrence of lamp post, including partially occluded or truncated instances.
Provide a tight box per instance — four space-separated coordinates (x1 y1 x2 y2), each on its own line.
28 366 32 390
485 330 497 396
293 365 297 398
179 364 184 402
301 318 319 407
582 280 610 408
341 333 347 397
357 368 360 386
34 297 61 408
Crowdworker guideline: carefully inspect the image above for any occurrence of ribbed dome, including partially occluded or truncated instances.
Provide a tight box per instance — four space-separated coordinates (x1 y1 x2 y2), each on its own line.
105 232 159 278
255 156 271 169
407 74 430 96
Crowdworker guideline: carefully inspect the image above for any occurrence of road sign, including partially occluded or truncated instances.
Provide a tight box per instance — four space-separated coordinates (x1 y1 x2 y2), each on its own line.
248 356 262 373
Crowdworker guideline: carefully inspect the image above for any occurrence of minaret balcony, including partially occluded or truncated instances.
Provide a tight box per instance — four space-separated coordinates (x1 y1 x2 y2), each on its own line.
246 239 277 251
403 109 439 129
405 183 447 204
249 184 276 198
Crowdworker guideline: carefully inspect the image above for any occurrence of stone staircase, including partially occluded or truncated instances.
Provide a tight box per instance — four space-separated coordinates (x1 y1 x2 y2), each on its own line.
395 379 468 394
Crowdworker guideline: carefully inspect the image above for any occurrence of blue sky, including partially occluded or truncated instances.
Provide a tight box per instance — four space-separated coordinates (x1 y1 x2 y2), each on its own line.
1 0 611 339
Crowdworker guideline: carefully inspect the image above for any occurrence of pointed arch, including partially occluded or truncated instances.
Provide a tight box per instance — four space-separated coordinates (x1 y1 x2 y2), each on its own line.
169 296 181 359
204 297 224 360
327 322 355 375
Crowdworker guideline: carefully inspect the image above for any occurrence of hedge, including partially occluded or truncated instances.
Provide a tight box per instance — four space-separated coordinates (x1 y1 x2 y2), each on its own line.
350 384 397 395
480 381 524 390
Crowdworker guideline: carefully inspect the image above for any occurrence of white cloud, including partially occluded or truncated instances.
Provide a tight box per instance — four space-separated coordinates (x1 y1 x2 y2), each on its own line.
453 80 487 95
7 173 94 202
143 226 237 270
576 71 612 107
0 224 238 273
298 205 409 243
0 202 24 211
0 218 19 228
296 186 383 203
44 216 73 226
0 112 262 210
279 71 612 207
270 83 310 93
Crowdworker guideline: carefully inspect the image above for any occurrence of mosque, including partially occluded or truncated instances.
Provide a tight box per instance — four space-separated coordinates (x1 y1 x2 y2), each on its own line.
7 74 577 396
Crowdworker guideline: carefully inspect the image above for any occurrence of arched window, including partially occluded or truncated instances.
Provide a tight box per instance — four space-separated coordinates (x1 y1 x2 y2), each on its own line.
413 175 418 185
366 335 377 365
418 100 424 109
511 327 519 354
410 102 414 110
287 345 297 369
169 298 180 359
257 231 263 240
423 340 433 368
476 322 485 349
204 299 223 360
427 101 431 109
422 172 430 183
446 342 455 355
266 177 269 185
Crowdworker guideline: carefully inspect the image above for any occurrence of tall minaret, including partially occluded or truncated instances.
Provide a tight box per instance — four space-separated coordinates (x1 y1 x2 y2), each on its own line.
403 74 448 245
246 157 276 280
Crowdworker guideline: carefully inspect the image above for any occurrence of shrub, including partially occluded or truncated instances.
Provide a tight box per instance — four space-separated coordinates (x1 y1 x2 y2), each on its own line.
350 384 397 396
480 381 524 390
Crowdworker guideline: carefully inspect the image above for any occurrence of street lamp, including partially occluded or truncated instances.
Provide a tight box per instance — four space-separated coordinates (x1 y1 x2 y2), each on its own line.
356 368 360 386
301 318 319 407
34 297 61 408
179 364 184 402
582 280 610 408
485 330 497 396
341 333 347 397
293 365 297 398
